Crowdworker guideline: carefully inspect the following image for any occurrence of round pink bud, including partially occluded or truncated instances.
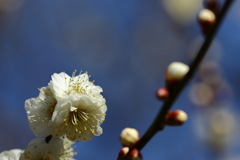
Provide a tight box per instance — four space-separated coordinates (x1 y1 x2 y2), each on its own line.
198 9 216 35
120 128 140 148
128 149 142 160
165 62 189 87
156 88 169 101
165 109 188 126
117 147 129 160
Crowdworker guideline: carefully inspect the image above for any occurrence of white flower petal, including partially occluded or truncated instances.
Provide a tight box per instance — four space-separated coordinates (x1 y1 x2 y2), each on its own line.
0 149 23 160
25 87 57 137
94 126 103 136
52 72 71 93
48 72 71 100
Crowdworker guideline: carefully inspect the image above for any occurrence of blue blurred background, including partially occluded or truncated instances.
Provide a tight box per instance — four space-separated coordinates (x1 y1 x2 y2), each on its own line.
1 0 240 159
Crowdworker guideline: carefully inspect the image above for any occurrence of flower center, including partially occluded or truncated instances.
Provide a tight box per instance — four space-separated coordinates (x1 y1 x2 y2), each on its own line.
63 109 106 138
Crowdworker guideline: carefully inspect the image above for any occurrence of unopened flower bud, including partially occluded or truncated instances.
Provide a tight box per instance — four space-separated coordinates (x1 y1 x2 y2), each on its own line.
198 9 216 35
204 0 220 15
128 149 142 160
117 147 129 160
120 128 140 148
165 110 188 126
156 88 169 101
165 62 189 87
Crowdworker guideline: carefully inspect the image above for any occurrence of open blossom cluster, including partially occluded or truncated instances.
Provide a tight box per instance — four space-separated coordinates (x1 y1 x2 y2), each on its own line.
0 71 107 160
25 71 107 142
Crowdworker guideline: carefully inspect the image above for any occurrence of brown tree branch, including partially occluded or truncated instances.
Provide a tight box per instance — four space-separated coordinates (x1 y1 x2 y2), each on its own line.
123 0 234 159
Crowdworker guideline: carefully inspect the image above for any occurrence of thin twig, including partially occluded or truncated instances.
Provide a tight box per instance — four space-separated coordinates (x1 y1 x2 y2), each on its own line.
124 0 234 158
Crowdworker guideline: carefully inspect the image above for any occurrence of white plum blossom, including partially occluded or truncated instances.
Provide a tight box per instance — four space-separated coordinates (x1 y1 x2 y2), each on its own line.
48 71 107 141
25 86 57 137
0 149 23 160
20 137 76 160
24 70 107 142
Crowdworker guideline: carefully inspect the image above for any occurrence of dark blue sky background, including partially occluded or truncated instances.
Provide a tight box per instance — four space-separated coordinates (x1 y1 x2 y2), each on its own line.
1 0 240 160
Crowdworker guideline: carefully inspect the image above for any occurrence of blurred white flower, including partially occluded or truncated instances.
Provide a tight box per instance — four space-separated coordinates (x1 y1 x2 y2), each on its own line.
0 149 23 160
48 71 107 141
51 94 107 141
194 108 237 150
20 137 76 160
20 139 55 160
189 82 214 106
209 109 236 146
25 86 57 137
161 0 202 25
